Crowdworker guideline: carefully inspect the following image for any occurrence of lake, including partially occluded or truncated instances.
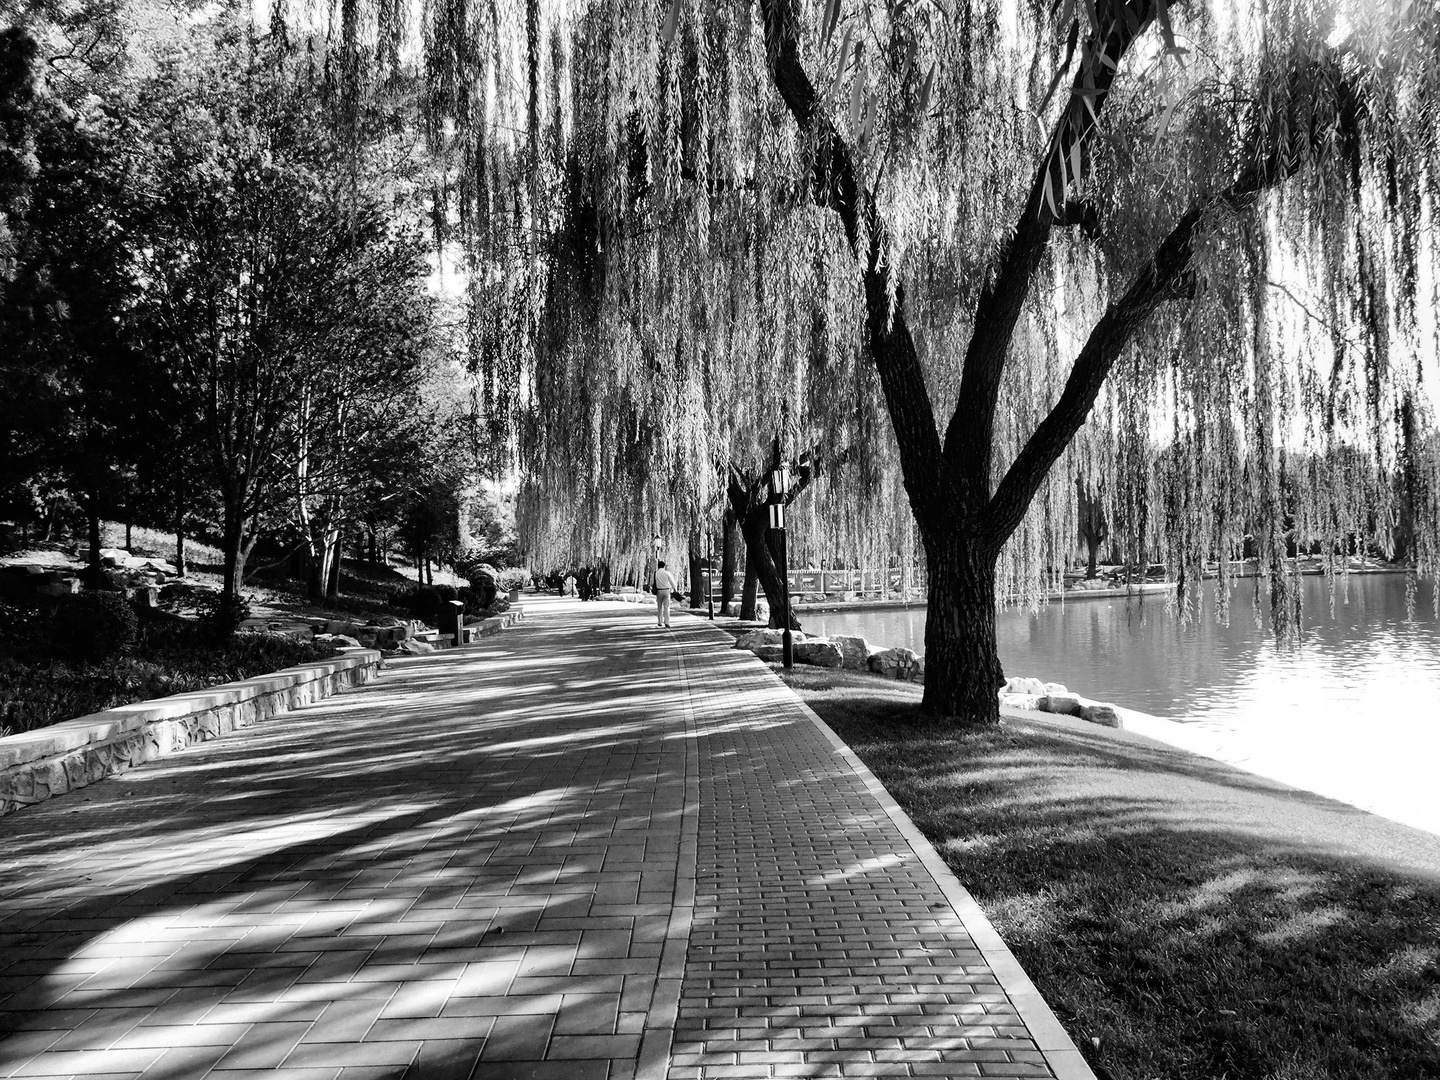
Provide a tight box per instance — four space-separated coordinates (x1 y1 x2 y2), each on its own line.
804 574 1440 834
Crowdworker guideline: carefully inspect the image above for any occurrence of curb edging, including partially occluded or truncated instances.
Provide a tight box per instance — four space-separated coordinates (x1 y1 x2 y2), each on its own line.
0 648 383 818
685 617 1099 1080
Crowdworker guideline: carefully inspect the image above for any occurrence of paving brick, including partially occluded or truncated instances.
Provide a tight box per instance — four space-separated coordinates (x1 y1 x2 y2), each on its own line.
0 602 1082 1080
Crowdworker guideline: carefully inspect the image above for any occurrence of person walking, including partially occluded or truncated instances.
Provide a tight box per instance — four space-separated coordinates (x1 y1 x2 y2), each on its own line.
653 560 677 628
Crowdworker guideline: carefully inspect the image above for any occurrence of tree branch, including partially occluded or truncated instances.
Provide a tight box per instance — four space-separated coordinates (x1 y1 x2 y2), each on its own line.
942 0 1163 494
982 164 1281 544
756 0 948 527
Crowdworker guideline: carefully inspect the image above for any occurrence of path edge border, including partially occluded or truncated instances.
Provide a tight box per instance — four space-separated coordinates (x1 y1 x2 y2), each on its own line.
690 619 1099 1080
0 648 383 819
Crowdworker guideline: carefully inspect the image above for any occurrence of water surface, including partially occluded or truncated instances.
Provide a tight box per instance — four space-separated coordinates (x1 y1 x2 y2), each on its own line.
805 575 1440 834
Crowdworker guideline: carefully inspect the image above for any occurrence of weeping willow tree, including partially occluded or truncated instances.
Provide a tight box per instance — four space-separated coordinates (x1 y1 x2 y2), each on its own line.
281 0 1440 725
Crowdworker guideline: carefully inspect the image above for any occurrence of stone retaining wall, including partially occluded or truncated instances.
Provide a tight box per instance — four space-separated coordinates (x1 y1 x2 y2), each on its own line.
0 649 382 818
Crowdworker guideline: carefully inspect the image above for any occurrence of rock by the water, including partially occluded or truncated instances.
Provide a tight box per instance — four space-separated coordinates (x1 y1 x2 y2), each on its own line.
793 639 844 668
998 693 1040 711
868 647 924 681
753 644 783 663
1037 692 1082 716
1079 703 1122 728
1043 682 1069 695
1004 676 1046 696
734 629 782 650
735 628 806 651
831 635 873 671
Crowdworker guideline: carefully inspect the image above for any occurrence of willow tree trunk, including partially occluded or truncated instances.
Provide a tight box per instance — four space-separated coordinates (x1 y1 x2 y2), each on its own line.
920 536 1006 720
736 512 800 630
740 549 759 622
719 511 739 615
688 528 704 610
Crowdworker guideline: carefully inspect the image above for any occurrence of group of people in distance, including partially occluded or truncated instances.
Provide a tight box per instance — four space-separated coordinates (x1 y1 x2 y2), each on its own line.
560 569 601 600
553 563 683 629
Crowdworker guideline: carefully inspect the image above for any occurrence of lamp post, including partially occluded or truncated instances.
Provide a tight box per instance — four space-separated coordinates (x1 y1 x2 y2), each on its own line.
769 463 793 669
707 522 715 620
651 533 662 593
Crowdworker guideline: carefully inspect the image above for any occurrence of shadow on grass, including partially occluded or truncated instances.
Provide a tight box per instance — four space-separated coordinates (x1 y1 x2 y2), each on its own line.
787 668 1440 1080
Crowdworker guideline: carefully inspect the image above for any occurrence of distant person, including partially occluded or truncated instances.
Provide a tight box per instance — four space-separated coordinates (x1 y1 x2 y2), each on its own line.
653 561 677 628
564 573 577 597
586 569 599 600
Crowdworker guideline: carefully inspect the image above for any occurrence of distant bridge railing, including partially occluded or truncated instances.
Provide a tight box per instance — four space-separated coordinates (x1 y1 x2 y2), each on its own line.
693 567 926 600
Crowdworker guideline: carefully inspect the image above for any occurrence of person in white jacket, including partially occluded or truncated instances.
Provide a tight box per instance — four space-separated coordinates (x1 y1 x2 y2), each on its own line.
653 561 677 628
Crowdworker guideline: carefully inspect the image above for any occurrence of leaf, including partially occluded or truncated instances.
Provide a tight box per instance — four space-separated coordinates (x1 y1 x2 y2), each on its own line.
1156 0 1178 53
849 62 867 133
899 37 918 86
820 0 842 54
823 26 855 109
862 87 878 149
916 63 936 117
661 0 682 44
1068 132 1084 189
1151 90 1180 148
1041 157 1061 218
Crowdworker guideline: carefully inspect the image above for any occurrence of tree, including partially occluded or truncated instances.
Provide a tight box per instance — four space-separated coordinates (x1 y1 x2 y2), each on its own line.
0 26 137 572
126 20 441 596
1076 476 1108 580
282 0 1440 724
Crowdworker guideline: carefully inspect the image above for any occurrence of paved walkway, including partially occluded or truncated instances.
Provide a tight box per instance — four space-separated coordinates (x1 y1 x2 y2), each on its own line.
0 597 1092 1080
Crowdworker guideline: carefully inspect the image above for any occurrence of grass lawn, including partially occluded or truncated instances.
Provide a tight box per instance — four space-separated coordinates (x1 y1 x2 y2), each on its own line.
781 666 1440 1080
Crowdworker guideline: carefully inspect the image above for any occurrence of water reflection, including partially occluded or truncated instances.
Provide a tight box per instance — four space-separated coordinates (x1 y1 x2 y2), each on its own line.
806 574 1440 832
807 575 1440 723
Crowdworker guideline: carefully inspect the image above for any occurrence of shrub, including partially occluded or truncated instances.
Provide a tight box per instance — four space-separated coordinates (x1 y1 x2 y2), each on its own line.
496 567 530 593
195 591 252 643
51 591 139 661
389 583 457 624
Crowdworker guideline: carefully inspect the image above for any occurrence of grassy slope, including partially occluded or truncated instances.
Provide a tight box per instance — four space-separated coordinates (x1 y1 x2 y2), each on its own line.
782 667 1440 1080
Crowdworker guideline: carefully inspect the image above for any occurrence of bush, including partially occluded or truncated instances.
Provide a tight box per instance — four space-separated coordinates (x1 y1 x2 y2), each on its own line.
0 632 340 736
195 591 252 643
466 564 499 607
496 567 530 593
51 591 139 661
390 583 451 624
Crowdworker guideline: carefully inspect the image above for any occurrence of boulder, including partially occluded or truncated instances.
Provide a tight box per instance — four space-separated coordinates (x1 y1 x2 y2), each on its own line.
1043 682 1069 695
793 639 844 668
1004 676 1047 696
753 644 784 663
734 629 782 650
398 638 435 655
316 633 363 648
734 628 806 651
868 647 924 682
998 693 1040 711
830 635 873 671
1037 692 1082 716
98 547 130 568
1079 703 1122 728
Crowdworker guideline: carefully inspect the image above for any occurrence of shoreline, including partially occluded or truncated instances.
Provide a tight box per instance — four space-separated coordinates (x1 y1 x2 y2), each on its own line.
1003 699 1440 838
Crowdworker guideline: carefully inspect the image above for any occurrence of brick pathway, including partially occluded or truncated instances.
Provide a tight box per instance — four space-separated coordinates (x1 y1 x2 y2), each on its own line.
0 597 1093 1080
